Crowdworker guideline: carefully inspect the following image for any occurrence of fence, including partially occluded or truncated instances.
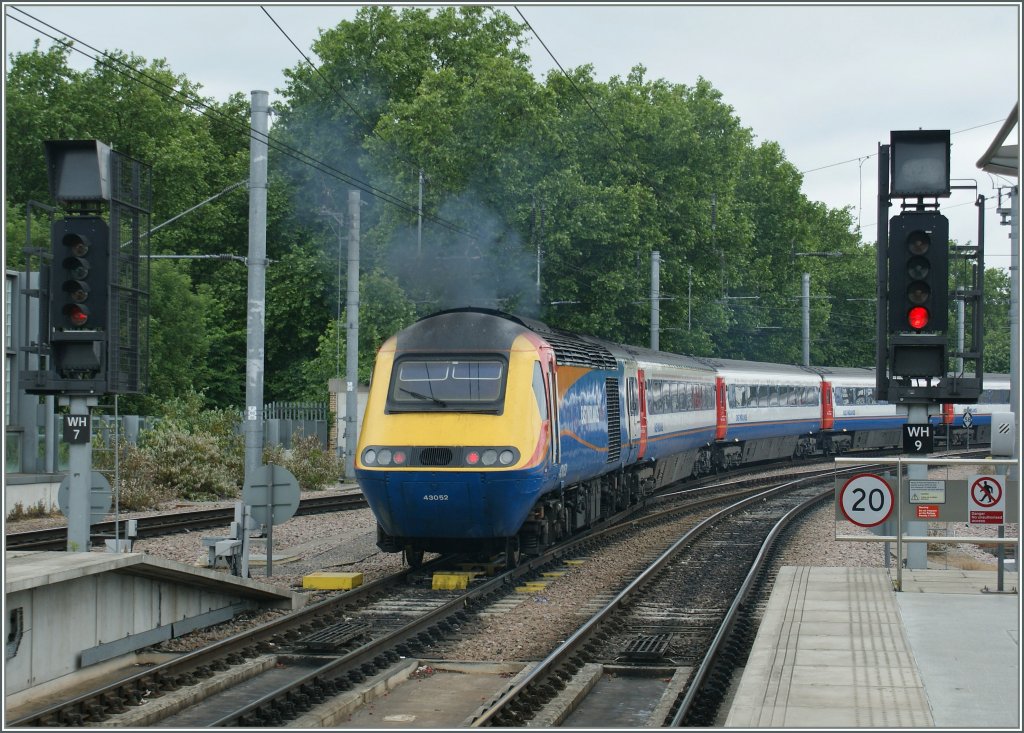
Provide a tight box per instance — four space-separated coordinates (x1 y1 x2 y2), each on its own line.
58 403 329 469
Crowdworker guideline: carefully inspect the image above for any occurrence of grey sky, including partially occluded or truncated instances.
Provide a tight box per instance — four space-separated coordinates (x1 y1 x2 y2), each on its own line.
3 2 1020 269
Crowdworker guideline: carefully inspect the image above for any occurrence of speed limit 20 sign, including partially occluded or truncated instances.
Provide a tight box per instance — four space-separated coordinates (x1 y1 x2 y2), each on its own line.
839 473 894 528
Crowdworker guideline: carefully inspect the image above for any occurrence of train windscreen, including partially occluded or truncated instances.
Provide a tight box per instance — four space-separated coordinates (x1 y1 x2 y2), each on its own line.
388 358 507 412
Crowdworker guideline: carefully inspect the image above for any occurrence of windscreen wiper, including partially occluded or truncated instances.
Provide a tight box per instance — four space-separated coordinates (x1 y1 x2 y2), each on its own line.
399 387 447 407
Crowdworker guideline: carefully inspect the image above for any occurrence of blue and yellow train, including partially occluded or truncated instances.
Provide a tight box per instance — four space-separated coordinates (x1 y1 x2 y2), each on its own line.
354 308 1010 567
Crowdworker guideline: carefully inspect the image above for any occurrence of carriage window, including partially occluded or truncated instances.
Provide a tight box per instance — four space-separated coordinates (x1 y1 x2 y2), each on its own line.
390 358 506 412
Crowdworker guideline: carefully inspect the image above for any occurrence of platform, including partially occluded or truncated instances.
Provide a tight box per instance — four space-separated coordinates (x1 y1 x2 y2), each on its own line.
4 550 304 705
725 566 1020 728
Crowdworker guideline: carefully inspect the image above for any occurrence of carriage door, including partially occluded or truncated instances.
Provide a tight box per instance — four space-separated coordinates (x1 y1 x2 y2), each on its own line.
624 369 641 465
547 357 561 466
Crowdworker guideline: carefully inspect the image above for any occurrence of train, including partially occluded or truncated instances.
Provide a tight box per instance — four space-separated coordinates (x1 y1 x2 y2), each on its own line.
353 307 1011 567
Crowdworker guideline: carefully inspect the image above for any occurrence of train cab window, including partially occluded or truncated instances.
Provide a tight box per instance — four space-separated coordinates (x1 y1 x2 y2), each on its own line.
388 357 507 413
532 362 548 420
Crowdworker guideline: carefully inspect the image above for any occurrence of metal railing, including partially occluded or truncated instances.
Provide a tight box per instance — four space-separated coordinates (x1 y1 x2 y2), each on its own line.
834 456 1019 591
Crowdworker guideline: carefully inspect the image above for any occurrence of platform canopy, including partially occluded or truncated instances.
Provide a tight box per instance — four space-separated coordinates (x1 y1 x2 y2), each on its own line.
976 102 1019 178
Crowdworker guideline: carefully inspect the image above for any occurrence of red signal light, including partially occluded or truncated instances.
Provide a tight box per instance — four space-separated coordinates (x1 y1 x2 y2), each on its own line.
908 306 929 331
64 303 89 327
466 450 480 465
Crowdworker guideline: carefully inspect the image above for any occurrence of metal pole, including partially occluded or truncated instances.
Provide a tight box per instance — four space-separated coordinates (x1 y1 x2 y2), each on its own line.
266 464 275 578
802 272 810 366
244 90 269 481
345 190 361 480
896 456 903 591
536 197 542 309
417 168 424 258
66 395 91 552
1007 186 1020 444
875 143 890 401
688 266 692 331
650 250 660 351
956 287 965 374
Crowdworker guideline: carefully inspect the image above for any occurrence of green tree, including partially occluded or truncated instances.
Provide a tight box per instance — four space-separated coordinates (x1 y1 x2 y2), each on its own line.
981 267 1011 374
301 271 417 399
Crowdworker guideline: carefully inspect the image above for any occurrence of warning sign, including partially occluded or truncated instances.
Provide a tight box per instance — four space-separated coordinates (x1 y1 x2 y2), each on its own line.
915 505 940 519
968 475 1005 525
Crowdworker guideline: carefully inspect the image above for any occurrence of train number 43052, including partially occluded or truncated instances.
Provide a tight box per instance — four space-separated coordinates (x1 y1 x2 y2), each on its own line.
422 494 449 501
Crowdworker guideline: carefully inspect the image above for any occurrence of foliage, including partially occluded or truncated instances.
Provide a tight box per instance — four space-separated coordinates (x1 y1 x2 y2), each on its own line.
981 267 1011 374
9 6 1011 425
5 500 57 521
93 438 178 511
139 428 240 501
91 391 245 503
282 433 345 491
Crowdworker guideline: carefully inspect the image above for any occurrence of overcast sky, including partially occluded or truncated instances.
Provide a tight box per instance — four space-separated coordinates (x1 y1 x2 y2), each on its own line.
3 2 1020 269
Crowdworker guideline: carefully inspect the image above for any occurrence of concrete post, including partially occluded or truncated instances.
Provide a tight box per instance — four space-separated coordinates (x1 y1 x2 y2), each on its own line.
345 190 360 479
651 250 660 351
904 403 929 569
66 394 91 552
802 272 810 366
244 90 269 481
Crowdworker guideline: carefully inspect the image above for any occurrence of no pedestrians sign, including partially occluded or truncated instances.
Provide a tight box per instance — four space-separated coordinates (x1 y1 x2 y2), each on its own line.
968 474 1005 525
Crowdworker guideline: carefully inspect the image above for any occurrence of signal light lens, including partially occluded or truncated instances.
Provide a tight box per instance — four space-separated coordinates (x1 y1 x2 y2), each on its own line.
498 449 515 466
465 450 480 465
906 255 929 281
907 231 930 255
906 280 930 306
393 450 407 465
908 306 929 330
64 304 89 327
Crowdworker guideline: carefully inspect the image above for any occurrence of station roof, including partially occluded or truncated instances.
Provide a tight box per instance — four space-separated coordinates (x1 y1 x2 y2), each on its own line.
976 102 1019 178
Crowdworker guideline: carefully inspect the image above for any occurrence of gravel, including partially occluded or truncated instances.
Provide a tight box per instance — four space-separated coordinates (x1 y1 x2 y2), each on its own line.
7 483 1015 658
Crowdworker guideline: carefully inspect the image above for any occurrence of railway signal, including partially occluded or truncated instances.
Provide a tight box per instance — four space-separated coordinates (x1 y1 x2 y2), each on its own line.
888 211 949 336
48 216 109 379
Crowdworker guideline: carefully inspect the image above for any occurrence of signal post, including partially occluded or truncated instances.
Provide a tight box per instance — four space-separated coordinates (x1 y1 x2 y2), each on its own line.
20 140 151 551
876 129 985 569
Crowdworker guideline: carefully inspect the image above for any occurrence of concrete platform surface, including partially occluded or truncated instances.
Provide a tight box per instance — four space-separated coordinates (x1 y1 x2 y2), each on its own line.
726 566 1019 729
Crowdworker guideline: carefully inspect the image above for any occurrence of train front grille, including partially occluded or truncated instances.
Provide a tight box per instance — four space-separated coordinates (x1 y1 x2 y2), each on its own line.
419 447 454 466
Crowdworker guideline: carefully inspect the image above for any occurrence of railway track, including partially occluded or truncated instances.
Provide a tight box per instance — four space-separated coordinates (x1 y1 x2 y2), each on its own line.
8 450 988 726
4 492 368 551
8 464 844 727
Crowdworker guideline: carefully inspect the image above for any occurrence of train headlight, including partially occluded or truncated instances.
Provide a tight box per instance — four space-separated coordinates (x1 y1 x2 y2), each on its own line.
498 449 515 466
363 449 377 466
481 449 498 466
378 449 393 465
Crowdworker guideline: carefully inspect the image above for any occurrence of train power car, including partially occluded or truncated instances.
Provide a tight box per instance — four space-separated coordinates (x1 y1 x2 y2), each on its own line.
354 308 716 566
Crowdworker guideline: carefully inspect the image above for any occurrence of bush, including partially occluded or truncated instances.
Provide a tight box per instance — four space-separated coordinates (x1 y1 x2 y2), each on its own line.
105 441 177 511
6 500 56 521
141 428 240 501
283 433 343 491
